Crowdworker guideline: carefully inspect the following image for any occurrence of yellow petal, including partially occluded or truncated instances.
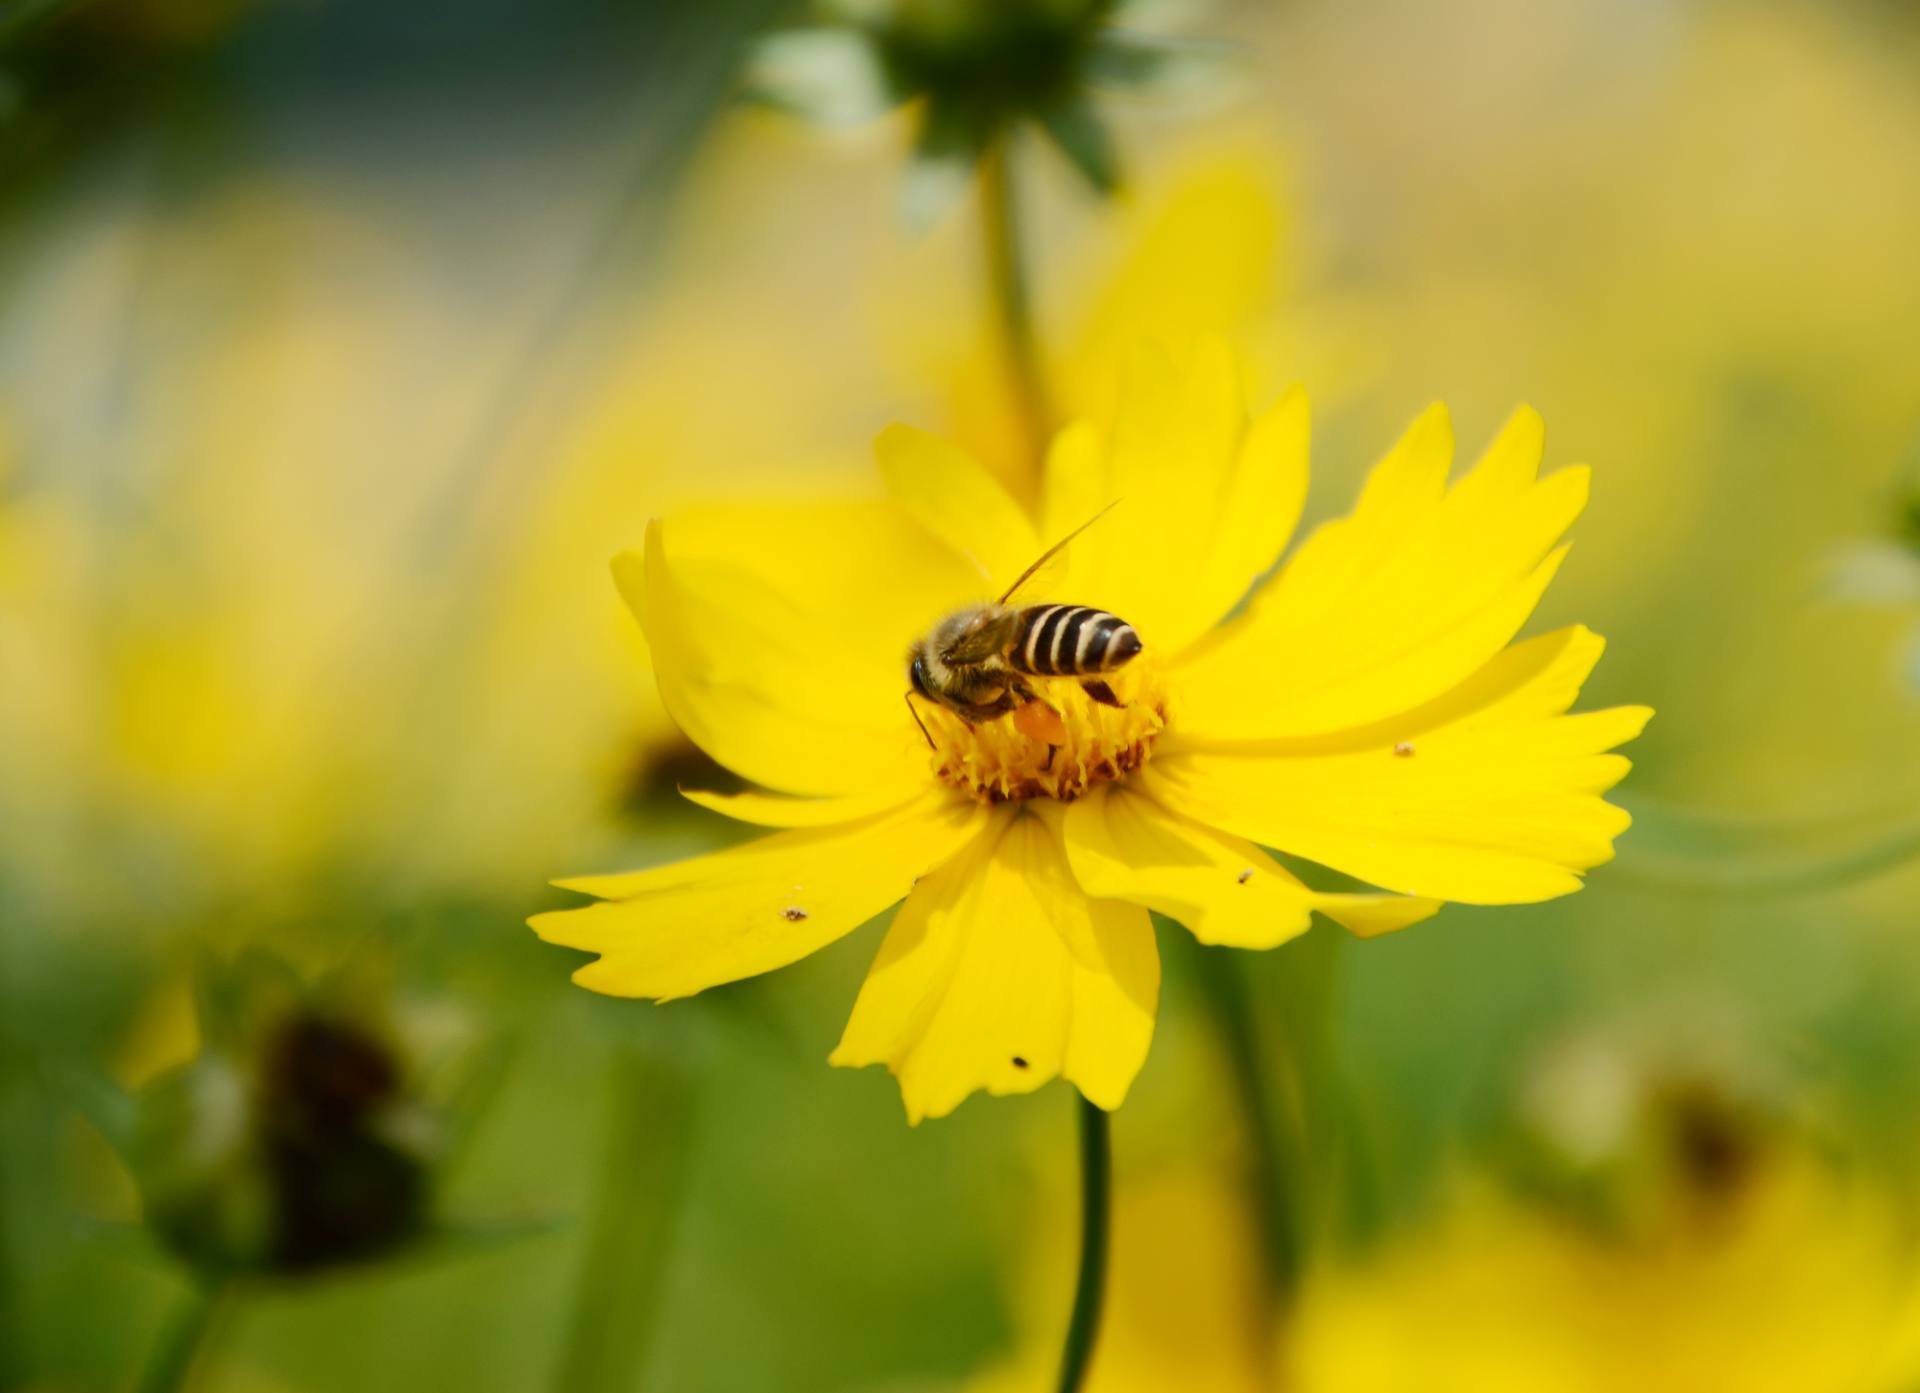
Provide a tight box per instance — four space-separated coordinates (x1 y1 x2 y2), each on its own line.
626 516 928 797
1148 627 1652 905
1065 148 1287 425
874 423 1040 594
654 494 985 672
1175 405 1590 740
1061 786 1439 948
1316 894 1447 940
678 784 919 828
832 811 1158 1123
1038 341 1309 658
532 792 985 1001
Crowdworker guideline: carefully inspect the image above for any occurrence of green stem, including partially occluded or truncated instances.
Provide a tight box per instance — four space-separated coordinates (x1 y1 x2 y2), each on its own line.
1056 1095 1112 1393
980 135 1055 496
1190 945 1303 1298
137 1280 229 1393
553 1040 693 1393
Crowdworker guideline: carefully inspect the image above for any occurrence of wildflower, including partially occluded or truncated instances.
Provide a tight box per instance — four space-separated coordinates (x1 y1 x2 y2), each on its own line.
1286 1014 1920 1393
0 182 691 926
966 1164 1272 1393
132 994 438 1278
1503 1006 1793 1236
746 0 1228 206
533 341 1651 1122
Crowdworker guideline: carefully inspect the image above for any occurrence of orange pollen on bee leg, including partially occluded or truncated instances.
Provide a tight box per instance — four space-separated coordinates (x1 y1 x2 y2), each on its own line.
918 657 1169 804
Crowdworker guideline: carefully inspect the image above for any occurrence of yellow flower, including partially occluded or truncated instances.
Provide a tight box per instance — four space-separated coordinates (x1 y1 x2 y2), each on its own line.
1285 1161 1920 1393
532 340 1651 1122
966 1164 1273 1393
0 177 695 922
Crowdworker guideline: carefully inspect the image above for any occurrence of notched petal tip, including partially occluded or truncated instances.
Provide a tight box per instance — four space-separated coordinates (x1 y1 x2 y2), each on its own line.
1495 401 1545 453
1412 398 1455 445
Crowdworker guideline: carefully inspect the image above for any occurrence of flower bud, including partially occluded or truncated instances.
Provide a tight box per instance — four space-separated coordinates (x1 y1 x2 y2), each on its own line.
131 999 437 1279
746 0 1233 207
1501 1011 1796 1237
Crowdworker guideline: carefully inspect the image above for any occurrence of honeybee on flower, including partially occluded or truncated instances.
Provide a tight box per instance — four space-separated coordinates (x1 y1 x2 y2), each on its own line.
532 338 1651 1123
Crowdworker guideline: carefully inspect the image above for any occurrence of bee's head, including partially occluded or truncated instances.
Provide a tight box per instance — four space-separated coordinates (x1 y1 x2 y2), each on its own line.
907 646 933 700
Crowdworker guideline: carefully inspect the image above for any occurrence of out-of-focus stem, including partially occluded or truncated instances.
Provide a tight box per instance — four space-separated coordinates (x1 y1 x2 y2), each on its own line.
1056 1094 1112 1393
552 1040 693 1393
1191 944 1305 1299
980 135 1055 500
137 1279 231 1393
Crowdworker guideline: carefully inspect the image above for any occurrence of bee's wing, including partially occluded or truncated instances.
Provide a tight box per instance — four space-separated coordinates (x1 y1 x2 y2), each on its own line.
1001 545 1072 604
942 609 1023 665
996 500 1119 604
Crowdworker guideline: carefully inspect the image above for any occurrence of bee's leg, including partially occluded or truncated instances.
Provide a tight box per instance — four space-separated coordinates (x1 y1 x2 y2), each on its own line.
1041 743 1059 772
1007 675 1054 711
1082 678 1123 708
903 692 936 749
960 688 1019 722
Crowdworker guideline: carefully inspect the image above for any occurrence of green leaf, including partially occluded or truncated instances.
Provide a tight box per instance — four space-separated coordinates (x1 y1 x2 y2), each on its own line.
1037 94 1120 195
36 1054 138 1154
404 1215 570 1267
1086 31 1240 98
900 99 987 231
741 29 897 128
1612 793 1920 895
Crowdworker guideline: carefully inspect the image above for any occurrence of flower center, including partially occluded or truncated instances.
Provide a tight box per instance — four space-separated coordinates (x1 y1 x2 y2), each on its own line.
918 657 1169 803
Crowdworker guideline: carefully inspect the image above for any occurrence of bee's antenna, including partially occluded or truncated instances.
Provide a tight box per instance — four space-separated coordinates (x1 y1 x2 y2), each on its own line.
997 499 1121 605
904 692 936 750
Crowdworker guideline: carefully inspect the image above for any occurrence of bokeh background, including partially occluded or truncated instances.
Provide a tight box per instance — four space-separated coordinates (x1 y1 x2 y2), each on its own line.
6 0 1920 1389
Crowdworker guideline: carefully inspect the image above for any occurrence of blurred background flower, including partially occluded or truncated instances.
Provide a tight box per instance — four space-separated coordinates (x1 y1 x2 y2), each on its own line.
1286 1005 1920 1393
4 0 1920 1388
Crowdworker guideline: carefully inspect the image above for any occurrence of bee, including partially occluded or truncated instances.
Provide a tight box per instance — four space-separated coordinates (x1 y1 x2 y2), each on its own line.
906 505 1141 734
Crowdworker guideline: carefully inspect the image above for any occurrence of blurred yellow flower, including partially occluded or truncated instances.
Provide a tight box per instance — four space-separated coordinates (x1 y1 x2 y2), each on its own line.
534 339 1649 1122
968 1165 1273 1393
0 177 694 929
1286 1160 1920 1393
1289 1002 1920 1393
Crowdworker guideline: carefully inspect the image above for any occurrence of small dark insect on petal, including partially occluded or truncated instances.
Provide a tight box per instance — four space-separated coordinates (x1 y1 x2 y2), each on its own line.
782 907 808 922
1011 1056 1029 1069
1393 741 1416 758
1237 868 1254 885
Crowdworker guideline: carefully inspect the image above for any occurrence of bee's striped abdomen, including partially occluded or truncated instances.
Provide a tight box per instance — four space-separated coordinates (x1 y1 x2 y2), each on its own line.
1012 604 1143 677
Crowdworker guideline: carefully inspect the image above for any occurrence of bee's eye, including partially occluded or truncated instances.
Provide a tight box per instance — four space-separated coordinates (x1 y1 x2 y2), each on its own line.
909 654 931 696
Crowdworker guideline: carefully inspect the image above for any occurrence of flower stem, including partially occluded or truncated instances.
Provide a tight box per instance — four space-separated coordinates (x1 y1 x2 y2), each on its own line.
980 134 1054 495
552 1038 693 1393
1190 945 1304 1298
137 1279 230 1393
1056 1094 1112 1393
